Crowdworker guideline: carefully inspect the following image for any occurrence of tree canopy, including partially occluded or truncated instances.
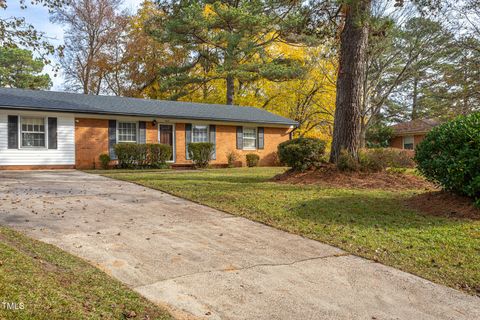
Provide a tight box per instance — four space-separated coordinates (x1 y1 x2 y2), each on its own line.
146 0 313 105
2 0 477 147
0 47 51 89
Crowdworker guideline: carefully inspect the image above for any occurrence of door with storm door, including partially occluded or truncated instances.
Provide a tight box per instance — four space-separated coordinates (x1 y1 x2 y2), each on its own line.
159 124 174 162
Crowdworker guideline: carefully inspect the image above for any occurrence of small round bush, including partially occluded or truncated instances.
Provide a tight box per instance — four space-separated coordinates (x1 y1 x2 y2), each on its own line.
415 113 480 205
98 154 110 170
246 153 260 167
278 138 326 171
188 142 214 168
226 150 239 168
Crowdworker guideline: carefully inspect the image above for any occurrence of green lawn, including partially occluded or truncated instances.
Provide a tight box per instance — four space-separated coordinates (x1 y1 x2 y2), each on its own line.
99 167 480 295
0 227 172 320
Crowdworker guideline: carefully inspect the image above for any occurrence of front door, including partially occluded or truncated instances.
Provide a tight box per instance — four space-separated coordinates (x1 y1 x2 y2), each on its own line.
159 125 174 161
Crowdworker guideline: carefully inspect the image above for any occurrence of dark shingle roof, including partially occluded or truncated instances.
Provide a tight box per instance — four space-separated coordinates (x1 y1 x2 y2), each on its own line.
0 88 297 126
391 118 441 135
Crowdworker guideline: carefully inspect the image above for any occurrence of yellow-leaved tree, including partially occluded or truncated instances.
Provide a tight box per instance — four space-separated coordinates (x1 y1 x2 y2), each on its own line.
180 43 337 144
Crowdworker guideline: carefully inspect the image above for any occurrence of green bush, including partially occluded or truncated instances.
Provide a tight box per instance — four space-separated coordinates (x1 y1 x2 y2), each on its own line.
366 125 394 148
114 143 148 169
277 138 326 171
338 148 415 172
415 113 480 205
188 142 214 168
114 143 172 169
359 148 415 172
148 144 172 168
98 154 111 170
226 150 239 168
359 149 387 172
337 149 360 172
246 153 260 167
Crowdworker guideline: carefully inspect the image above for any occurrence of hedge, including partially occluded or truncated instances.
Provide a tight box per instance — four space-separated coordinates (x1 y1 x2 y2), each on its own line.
114 143 172 169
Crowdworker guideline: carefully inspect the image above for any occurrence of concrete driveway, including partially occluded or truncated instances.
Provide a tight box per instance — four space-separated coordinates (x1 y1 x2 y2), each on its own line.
0 170 478 320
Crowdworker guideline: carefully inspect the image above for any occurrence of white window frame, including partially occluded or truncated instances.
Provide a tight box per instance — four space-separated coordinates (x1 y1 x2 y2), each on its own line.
117 121 138 143
243 127 257 150
403 135 414 150
157 123 176 163
19 116 48 149
191 124 210 143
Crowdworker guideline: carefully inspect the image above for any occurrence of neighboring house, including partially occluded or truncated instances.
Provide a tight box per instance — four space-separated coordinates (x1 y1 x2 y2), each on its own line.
389 118 440 150
0 88 296 169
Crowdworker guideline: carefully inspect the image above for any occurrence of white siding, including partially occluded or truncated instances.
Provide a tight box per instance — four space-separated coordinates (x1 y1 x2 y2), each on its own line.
0 110 75 166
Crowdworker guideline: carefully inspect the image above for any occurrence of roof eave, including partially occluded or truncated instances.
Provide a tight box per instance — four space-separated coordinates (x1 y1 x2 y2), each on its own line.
0 105 298 127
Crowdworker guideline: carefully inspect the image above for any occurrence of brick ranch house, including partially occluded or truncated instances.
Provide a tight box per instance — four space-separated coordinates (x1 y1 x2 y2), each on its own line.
389 118 440 150
0 88 297 170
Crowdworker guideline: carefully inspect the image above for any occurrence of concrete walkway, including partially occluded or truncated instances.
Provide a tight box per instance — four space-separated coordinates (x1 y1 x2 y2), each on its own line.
0 170 478 320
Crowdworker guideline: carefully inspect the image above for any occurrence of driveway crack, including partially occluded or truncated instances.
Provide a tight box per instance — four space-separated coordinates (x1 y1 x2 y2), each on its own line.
139 252 350 288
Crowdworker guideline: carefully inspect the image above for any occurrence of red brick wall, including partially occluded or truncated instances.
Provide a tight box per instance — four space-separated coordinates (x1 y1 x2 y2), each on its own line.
75 118 109 169
389 134 426 150
390 136 403 149
75 118 290 168
146 122 158 143
414 134 425 146
175 125 290 166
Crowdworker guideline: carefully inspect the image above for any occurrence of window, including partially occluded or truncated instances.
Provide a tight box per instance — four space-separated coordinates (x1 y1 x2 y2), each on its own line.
118 122 137 143
403 136 414 150
192 125 209 142
21 117 46 148
243 127 257 149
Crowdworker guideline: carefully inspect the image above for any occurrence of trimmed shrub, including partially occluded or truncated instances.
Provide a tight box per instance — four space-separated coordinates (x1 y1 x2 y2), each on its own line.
359 148 415 172
226 150 239 168
415 113 480 205
277 138 326 171
337 148 415 172
148 143 172 168
359 149 386 172
114 143 148 169
246 153 260 167
188 142 214 168
337 149 360 172
98 154 110 170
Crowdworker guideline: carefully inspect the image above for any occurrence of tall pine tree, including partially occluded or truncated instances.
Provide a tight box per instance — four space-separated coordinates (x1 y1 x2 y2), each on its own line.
147 0 311 105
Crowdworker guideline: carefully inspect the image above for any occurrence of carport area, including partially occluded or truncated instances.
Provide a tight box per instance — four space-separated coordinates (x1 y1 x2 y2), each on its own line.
0 170 478 320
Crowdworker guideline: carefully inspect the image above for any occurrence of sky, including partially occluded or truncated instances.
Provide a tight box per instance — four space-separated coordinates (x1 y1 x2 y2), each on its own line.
1 0 142 91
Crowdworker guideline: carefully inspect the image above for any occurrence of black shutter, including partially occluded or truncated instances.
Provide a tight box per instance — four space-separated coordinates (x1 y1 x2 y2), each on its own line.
185 123 192 160
209 125 216 160
257 127 264 150
47 117 58 149
138 121 146 144
7 115 18 149
108 120 117 159
236 126 243 150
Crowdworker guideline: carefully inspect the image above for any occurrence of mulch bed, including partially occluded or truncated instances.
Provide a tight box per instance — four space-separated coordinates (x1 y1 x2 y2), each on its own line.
272 164 434 191
406 191 480 220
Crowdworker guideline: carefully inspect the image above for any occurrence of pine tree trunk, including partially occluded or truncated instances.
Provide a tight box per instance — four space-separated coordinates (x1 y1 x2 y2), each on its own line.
226 75 234 105
411 76 418 120
330 1 371 163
